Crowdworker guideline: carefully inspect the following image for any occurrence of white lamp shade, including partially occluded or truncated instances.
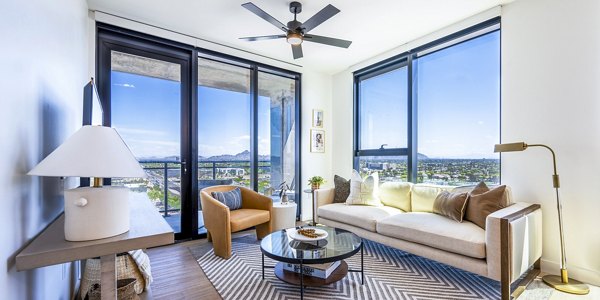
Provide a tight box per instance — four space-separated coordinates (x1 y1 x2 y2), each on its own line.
28 125 146 178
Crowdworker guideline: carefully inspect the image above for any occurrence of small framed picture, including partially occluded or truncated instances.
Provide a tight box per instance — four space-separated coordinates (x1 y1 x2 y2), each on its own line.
310 129 325 153
312 109 323 128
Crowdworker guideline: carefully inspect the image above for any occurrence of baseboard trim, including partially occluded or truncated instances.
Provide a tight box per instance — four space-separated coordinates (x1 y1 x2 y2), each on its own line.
541 259 600 286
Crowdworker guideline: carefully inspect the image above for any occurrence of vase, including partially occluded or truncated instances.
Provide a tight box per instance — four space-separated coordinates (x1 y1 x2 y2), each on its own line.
311 183 320 190
281 194 289 204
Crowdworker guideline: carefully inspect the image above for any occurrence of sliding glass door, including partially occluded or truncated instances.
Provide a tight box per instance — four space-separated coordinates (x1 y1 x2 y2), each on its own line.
97 24 300 240
196 55 300 234
97 28 195 239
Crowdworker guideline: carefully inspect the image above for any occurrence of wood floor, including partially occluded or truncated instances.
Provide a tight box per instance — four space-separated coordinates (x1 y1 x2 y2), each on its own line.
146 230 257 300
147 238 221 300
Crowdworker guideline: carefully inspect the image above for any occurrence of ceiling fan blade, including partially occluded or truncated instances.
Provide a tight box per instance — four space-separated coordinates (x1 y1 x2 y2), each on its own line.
241 2 288 32
304 34 352 48
291 44 303 59
301 4 340 33
239 35 286 41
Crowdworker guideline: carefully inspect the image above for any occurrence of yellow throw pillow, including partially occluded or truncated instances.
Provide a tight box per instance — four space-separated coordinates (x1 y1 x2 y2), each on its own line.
345 170 382 206
379 182 412 211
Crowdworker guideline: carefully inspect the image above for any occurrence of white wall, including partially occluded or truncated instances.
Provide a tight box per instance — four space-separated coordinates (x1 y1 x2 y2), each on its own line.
501 0 600 285
300 71 333 221
0 0 89 299
330 0 600 286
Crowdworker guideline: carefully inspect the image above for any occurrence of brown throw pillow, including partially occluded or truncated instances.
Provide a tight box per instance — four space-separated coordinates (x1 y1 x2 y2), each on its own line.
465 183 509 229
433 191 469 222
470 181 490 195
333 175 351 203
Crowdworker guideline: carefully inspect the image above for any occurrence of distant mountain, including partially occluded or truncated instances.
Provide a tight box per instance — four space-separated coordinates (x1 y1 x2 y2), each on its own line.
361 153 429 161
139 151 270 162
200 150 270 162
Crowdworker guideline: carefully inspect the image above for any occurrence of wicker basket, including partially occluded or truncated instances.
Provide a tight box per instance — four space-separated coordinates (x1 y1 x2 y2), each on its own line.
80 253 145 299
84 278 139 300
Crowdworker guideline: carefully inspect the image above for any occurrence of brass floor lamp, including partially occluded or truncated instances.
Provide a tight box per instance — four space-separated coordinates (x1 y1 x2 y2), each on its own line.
494 142 589 295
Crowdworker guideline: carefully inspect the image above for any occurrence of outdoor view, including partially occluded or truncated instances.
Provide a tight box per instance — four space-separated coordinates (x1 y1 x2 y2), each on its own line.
110 51 296 234
358 31 500 186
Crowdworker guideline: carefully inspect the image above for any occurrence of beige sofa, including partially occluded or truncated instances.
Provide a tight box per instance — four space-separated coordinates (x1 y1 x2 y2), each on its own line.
315 182 542 300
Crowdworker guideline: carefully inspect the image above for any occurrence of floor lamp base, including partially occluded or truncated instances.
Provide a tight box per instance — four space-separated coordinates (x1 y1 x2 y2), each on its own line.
542 275 589 295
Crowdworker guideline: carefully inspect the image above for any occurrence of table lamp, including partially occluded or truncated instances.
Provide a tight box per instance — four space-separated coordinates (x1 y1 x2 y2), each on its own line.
494 142 589 295
29 125 146 241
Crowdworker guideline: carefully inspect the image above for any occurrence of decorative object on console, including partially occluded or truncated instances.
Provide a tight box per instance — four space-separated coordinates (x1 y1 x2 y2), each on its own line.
28 125 146 241
432 191 469 222
308 175 325 190
333 175 350 203
346 170 381 206
464 182 510 229
494 142 589 295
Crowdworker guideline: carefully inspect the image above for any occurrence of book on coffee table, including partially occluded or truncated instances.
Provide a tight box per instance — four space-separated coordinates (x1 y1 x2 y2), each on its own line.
282 261 341 279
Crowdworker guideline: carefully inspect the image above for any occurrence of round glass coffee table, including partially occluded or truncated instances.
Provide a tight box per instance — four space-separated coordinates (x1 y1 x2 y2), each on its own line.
260 226 364 300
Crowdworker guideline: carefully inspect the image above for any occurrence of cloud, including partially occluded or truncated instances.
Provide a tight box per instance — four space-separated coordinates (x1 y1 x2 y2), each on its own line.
113 83 135 88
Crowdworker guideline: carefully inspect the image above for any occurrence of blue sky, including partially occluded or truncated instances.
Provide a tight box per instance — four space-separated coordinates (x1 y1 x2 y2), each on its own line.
112 31 499 160
111 72 271 159
361 31 500 159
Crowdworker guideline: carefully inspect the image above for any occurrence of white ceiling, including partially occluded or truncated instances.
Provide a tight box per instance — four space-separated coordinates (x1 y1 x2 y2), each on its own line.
87 0 509 74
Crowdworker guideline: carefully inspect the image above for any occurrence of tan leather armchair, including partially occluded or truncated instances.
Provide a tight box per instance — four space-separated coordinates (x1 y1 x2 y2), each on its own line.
200 185 273 259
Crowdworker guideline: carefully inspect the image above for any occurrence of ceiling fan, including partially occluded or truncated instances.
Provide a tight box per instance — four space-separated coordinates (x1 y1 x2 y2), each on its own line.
240 1 352 59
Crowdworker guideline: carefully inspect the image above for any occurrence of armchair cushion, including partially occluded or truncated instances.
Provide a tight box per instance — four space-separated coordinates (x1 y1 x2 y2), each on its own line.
211 187 242 210
230 209 270 233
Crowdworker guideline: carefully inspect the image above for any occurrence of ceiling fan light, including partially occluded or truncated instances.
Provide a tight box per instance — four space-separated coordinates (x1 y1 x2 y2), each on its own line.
286 33 303 45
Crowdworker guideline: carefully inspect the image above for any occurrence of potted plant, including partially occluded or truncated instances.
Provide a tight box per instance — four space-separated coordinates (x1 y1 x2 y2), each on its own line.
308 176 325 190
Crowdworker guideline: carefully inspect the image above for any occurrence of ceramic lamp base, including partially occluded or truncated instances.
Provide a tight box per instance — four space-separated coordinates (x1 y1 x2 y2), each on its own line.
64 186 130 241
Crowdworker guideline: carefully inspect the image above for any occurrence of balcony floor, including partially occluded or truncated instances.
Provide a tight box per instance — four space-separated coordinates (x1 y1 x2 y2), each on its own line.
163 211 207 235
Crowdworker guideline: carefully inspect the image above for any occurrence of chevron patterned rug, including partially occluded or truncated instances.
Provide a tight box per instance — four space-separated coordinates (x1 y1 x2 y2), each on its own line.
196 238 502 300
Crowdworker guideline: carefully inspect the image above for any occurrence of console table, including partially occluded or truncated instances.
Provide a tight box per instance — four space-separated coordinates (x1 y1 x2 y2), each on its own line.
16 197 174 300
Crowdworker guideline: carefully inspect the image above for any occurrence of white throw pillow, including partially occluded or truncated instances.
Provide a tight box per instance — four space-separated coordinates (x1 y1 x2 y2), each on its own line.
345 170 382 206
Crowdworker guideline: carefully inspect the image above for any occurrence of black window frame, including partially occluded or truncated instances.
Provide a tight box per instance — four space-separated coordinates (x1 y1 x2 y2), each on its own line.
96 23 302 241
353 17 501 183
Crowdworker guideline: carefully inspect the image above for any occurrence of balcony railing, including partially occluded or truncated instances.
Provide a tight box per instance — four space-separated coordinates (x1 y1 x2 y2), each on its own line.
138 160 272 217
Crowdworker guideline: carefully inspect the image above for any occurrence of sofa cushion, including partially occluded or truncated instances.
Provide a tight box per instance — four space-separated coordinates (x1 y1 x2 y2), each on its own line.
346 170 382 206
229 209 270 232
333 175 351 203
465 184 510 229
318 203 403 232
376 212 486 259
379 182 412 211
411 184 453 213
433 191 469 222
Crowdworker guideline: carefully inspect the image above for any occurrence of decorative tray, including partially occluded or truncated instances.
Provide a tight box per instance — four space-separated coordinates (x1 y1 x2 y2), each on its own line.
287 227 328 242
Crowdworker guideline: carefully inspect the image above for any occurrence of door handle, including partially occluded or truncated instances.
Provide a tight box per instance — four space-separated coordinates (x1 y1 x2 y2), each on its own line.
181 160 187 174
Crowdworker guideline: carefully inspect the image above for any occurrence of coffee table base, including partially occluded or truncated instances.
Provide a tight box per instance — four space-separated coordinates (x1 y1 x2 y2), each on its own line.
274 261 349 287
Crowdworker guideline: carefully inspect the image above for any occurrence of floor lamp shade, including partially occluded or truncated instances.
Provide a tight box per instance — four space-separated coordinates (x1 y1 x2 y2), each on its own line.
28 125 146 241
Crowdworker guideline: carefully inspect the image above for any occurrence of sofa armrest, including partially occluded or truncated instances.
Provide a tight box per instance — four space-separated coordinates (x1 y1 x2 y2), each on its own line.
486 202 542 283
315 188 335 209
